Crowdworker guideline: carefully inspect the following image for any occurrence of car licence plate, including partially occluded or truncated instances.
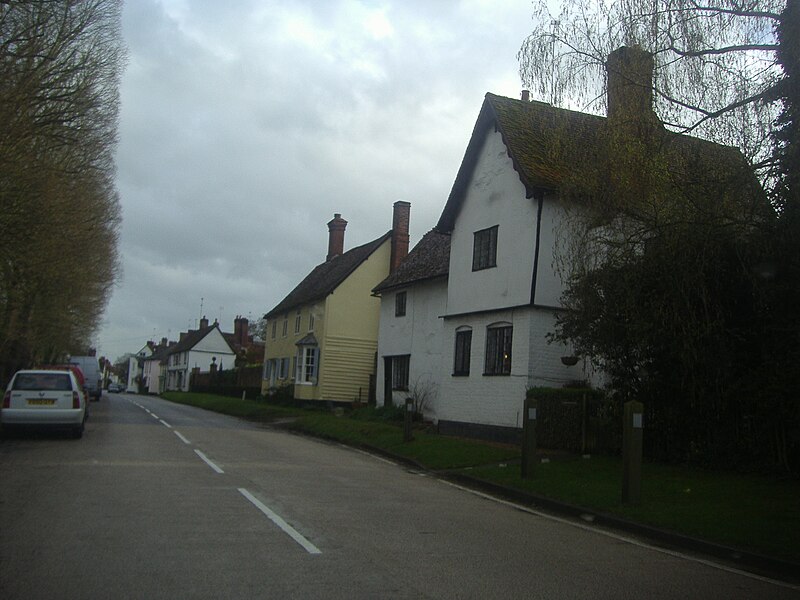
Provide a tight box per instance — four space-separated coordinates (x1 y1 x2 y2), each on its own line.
28 399 56 405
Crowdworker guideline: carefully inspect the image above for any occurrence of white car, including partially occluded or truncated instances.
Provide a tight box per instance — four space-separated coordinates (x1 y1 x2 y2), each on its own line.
2 369 88 438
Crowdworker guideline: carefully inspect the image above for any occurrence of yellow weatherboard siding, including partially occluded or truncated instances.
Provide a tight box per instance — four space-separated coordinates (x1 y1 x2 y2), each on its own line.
261 238 391 401
315 239 390 401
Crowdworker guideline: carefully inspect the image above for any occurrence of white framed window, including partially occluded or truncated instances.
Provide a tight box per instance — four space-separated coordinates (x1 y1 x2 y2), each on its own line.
296 346 319 384
308 313 315 331
294 311 301 334
278 357 289 379
282 317 288 337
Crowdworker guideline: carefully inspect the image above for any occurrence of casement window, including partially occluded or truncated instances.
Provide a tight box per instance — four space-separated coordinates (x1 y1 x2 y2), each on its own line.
472 225 498 271
263 360 271 380
282 317 288 337
294 311 302 334
390 355 410 390
308 313 315 331
297 346 320 384
395 291 407 317
271 320 277 339
278 357 290 379
484 323 512 375
453 328 472 376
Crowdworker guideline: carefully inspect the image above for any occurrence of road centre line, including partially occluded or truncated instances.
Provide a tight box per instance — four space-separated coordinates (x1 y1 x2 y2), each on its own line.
238 488 322 555
438 479 800 592
174 430 191 445
159 419 172 429
194 449 224 474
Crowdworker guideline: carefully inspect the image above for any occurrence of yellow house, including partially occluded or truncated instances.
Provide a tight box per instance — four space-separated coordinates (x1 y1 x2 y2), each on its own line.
262 202 410 403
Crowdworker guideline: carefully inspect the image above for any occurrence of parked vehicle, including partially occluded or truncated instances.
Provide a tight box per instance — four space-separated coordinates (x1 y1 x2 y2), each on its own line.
107 382 123 393
68 355 102 401
2 369 88 438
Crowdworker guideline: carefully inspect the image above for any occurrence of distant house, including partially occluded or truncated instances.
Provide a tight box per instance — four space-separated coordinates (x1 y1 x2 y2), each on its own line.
141 338 172 395
262 202 410 404
126 342 153 393
374 46 758 441
372 229 450 416
165 318 236 392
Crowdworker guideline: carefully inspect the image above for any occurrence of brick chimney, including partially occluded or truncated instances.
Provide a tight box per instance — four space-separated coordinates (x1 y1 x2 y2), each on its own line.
199 316 209 329
234 316 249 347
327 213 348 261
606 46 658 127
390 201 411 273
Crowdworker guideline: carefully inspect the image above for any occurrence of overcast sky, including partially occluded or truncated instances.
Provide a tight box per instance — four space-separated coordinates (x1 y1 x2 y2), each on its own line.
97 0 536 361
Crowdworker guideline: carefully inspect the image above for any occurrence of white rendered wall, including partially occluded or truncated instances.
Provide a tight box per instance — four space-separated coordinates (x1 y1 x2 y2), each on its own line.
375 278 447 416
446 129 538 316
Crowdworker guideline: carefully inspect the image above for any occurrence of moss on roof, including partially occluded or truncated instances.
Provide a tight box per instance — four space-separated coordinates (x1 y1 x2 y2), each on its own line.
373 229 450 294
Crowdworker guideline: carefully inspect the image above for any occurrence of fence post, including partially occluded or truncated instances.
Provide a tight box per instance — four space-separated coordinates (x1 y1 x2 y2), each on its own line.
622 400 644 504
521 396 538 479
403 397 414 442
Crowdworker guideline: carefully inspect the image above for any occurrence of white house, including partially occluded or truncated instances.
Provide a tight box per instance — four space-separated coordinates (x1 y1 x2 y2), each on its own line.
126 342 153 393
165 318 236 392
141 338 171 395
373 46 747 441
373 230 450 416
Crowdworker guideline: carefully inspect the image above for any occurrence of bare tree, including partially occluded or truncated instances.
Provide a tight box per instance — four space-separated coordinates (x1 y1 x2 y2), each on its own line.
0 1 124 382
519 0 784 174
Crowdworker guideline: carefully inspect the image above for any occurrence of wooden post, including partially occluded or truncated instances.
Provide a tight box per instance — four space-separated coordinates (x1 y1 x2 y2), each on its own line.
622 400 644 504
521 396 538 479
403 397 414 442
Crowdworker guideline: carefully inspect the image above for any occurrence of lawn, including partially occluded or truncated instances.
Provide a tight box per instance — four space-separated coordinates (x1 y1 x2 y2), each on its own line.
158 392 800 562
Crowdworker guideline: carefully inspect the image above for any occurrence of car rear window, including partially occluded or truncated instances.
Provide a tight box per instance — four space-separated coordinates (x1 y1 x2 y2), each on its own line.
12 373 73 391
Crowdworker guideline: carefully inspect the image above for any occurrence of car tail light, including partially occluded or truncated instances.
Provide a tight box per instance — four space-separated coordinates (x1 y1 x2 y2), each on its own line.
2 391 9 408
72 391 80 409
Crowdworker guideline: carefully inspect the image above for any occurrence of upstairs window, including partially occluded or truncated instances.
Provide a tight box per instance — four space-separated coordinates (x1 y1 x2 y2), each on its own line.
395 291 407 317
294 311 301 334
472 225 498 271
282 317 288 337
308 313 315 331
271 320 277 339
484 323 512 375
453 328 472 376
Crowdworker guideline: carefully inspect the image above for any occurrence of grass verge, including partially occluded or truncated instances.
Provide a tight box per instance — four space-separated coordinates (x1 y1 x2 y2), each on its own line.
158 392 799 562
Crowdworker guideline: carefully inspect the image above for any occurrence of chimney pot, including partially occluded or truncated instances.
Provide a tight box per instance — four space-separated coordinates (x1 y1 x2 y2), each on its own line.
390 201 411 273
521 90 530 102
327 213 348 261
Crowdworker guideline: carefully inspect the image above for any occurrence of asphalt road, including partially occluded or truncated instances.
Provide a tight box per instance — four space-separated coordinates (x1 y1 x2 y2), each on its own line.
0 394 797 599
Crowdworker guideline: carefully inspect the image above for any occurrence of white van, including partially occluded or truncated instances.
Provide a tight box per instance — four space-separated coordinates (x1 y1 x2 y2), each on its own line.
68 356 102 402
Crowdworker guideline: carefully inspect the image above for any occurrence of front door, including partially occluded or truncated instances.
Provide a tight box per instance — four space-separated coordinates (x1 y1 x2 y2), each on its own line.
383 356 392 408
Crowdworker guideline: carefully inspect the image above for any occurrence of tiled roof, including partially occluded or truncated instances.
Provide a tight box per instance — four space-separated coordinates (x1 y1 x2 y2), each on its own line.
265 232 391 319
373 229 450 293
168 324 232 355
437 93 758 232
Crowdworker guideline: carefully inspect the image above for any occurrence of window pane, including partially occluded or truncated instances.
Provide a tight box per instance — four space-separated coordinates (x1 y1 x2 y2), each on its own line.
391 355 410 390
454 330 472 375
485 326 512 375
395 291 407 317
472 226 498 271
